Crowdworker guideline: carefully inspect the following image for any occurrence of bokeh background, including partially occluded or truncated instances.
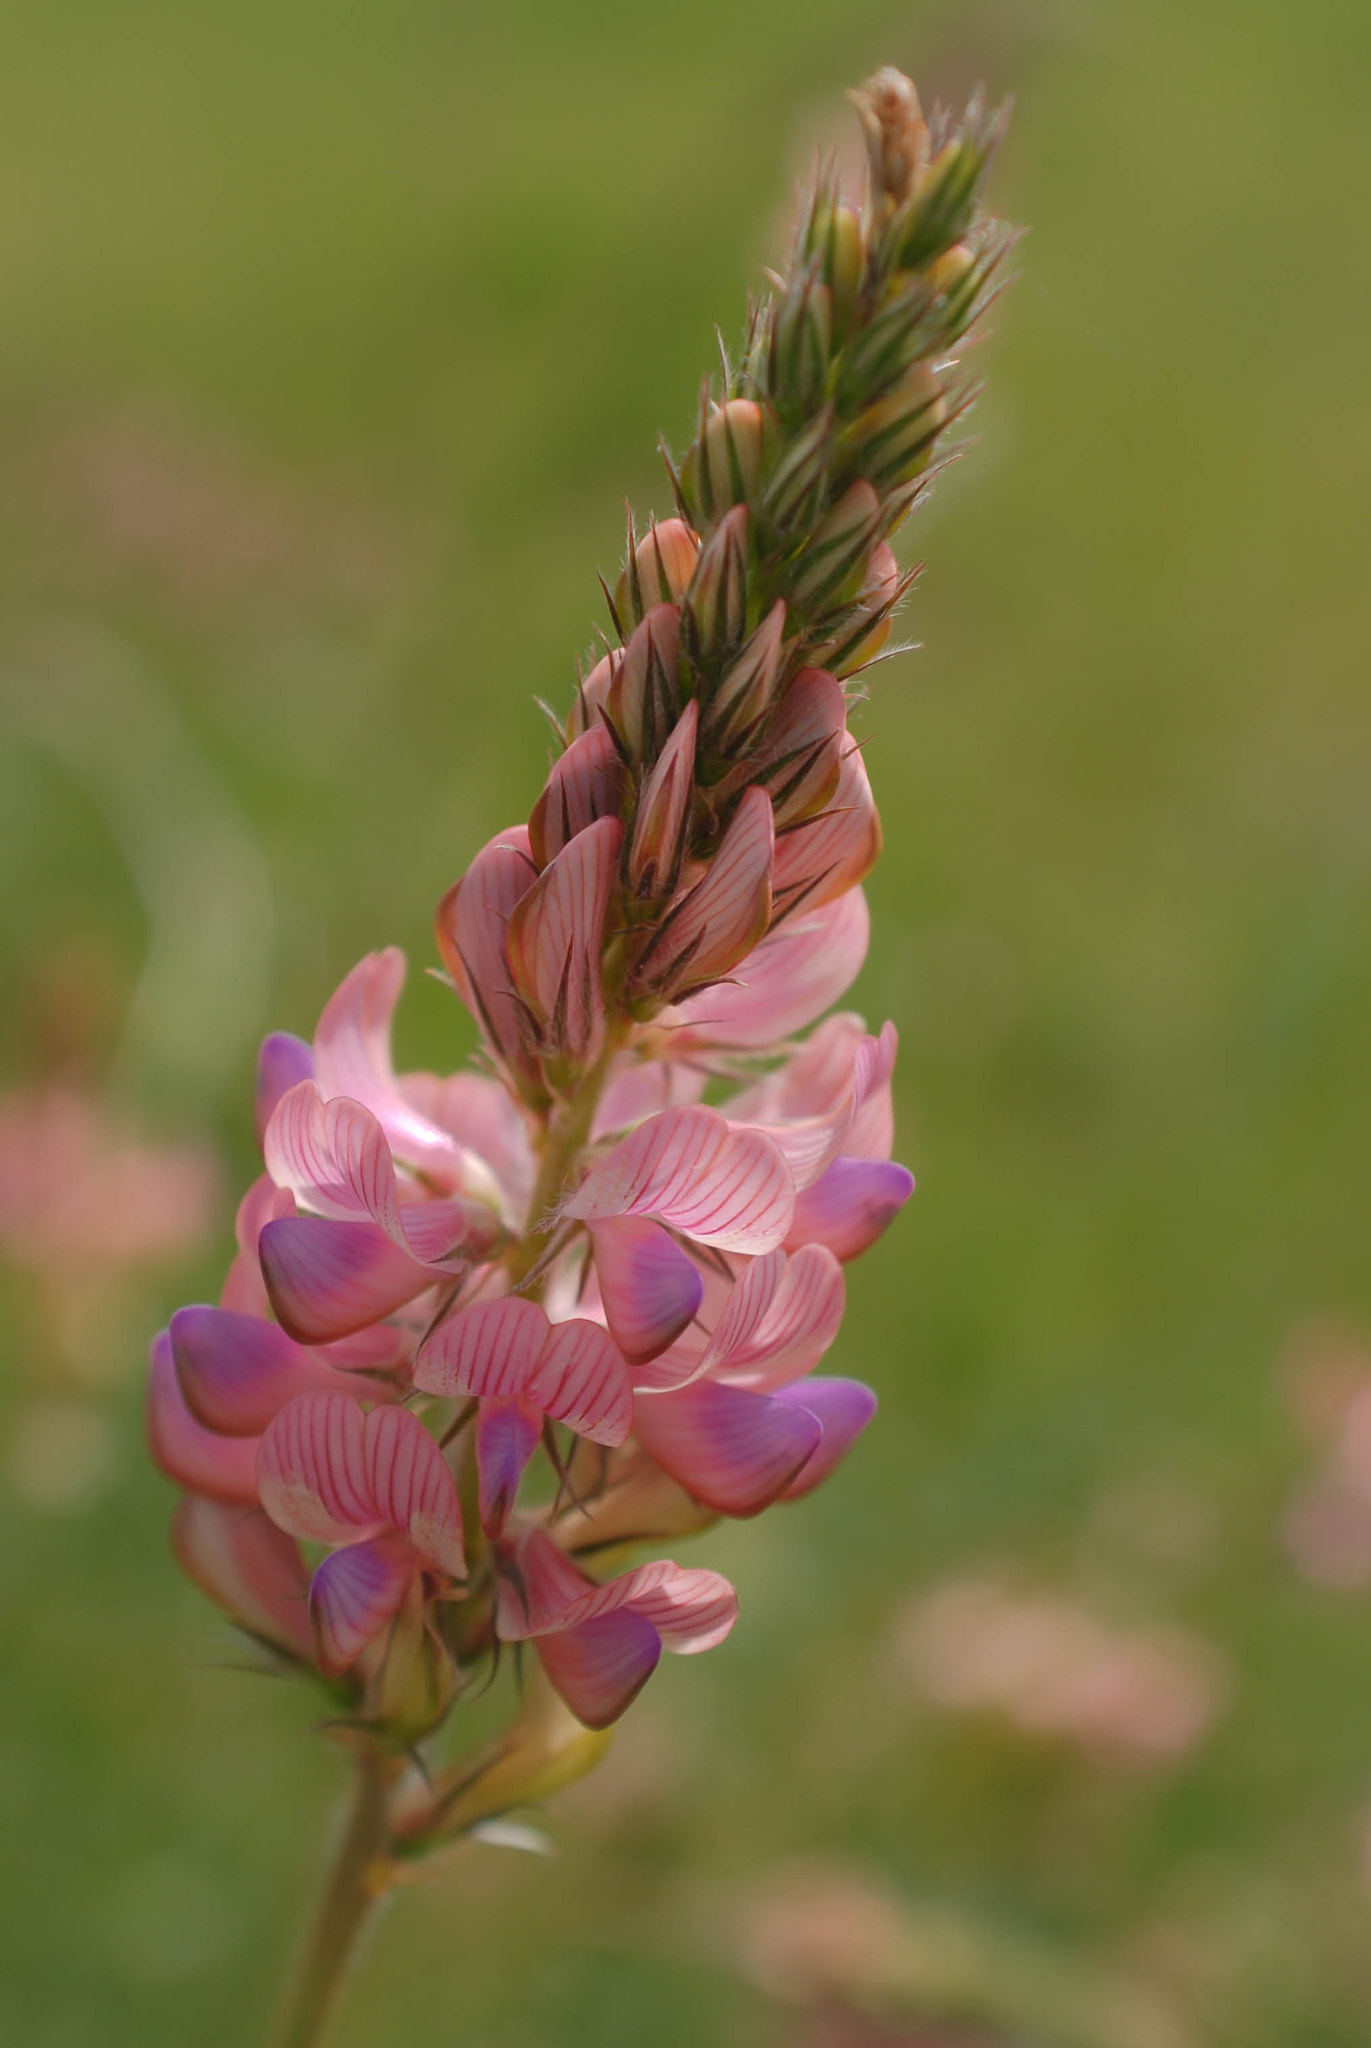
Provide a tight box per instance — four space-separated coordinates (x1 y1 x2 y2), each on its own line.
3 1 1370 2042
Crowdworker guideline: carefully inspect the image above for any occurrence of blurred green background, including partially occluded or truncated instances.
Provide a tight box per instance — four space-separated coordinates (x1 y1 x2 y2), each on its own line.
3 0 1370 2042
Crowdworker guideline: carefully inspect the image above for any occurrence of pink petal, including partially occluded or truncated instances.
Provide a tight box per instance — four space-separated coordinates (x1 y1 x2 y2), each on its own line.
506 814 622 1068
772 739 882 915
593 1057 706 1140
259 1214 435 1343
604 1561 738 1653
535 1609 663 1729
256 1391 381 1546
400 1070 536 1225
760 668 846 827
533 1317 634 1444
589 1216 703 1365
170 1304 382 1435
434 824 539 1071
785 1156 914 1262
666 888 869 1050
565 1105 794 1255
647 1249 784 1391
170 1495 312 1659
528 724 626 868
254 1033 315 1146
632 787 774 1003
631 1378 822 1517
397 1197 499 1265
721 1244 846 1388
416 1295 549 1399
313 951 499 1198
475 1395 543 1535
361 1401 466 1576
147 1332 261 1503
729 1017 895 1192
627 699 697 900
774 1378 877 1499
263 1082 403 1233
496 1523 597 1639
310 1536 416 1674
565 650 619 739
219 1174 294 1317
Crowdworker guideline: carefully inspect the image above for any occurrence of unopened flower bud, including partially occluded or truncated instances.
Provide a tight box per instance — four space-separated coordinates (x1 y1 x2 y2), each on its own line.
705 599 788 749
897 139 979 270
605 604 682 765
356 1578 460 1744
851 67 927 210
614 518 700 630
808 205 865 332
838 363 946 492
791 480 883 610
815 542 901 678
682 398 769 520
763 406 833 532
769 273 833 412
566 650 620 739
629 699 697 902
686 502 749 663
930 240 976 301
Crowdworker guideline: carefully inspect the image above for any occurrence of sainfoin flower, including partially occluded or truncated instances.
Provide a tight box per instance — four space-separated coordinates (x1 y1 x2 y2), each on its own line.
147 62 1012 2038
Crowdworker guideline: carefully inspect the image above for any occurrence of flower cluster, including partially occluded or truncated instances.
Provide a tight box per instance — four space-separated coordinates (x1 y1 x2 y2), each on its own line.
148 68 1009 1847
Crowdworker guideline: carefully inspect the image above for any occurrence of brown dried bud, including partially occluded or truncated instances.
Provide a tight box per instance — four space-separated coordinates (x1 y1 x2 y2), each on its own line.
851 67 927 210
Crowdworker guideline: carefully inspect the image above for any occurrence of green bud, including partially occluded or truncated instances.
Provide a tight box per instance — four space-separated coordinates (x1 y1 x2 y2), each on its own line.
808 204 865 333
895 139 981 271
768 272 833 412
706 598 787 748
682 398 769 520
838 363 946 493
791 479 883 610
762 405 833 532
685 502 749 665
614 516 700 629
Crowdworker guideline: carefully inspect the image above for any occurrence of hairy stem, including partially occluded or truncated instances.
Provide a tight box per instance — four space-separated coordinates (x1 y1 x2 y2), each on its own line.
267 1747 396 2048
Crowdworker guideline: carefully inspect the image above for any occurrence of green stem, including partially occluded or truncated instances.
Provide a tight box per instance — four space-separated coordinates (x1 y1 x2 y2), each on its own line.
507 1028 624 1290
267 1748 396 2048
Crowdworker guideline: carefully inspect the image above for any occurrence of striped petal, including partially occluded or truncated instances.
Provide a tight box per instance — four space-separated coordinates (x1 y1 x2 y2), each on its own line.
730 1019 898 1193
565 1105 794 1255
590 1217 703 1366
535 1609 662 1730
259 1214 435 1343
605 604 681 762
434 824 539 1070
416 1296 547 1400
772 740 882 915
219 1173 294 1317
254 1033 315 1146
632 786 774 1004
785 1156 914 1262
147 1332 261 1503
170 1496 312 1659
533 1317 634 1444
496 1523 596 1639
598 1560 738 1653
774 1378 878 1500
631 1378 822 1517
360 1402 466 1575
313 950 500 1199
256 1391 381 1546
475 1396 543 1536
263 1082 404 1232
666 888 869 1050
310 1536 416 1674
720 1244 846 1389
506 814 621 1067
399 1070 536 1226
528 724 626 868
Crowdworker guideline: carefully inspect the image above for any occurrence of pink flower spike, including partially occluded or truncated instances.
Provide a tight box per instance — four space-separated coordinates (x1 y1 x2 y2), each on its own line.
257 1393 465 1577
528 725 626 869
631 1378 822 1517
632 786 774 1004
255 1033 315 1147
147 1332 262 1503
310 1535 417 1674
259 1214 438 1344
435 824 539 1073
313 951 502 1202
666 888 869 1051
590 1216 704 1365
773 1378 878 1500
170 1496 313 1660
169 1305 392 1436
506 815 622 1068
772 738 882 914
785 1156 914 1262
628 700 697 900
564 1104 794 1255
